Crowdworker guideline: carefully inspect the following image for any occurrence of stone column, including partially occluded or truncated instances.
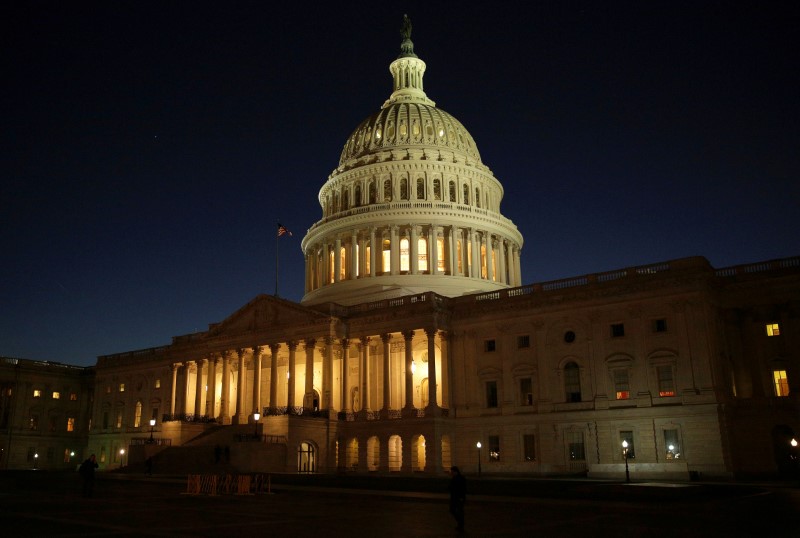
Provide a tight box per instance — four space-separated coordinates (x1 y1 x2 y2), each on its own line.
334 237 342 282
251 346 262 416
410 224 419 274
304 339 316 411
390 225 400 275
449 225 457 275
269 343 280 412
381 333 391 417
403 330 415 416
235 349 246 424
220 352 231 424
470 228 480 278
439 331 450 409
430 225 440 274
207 355 218 419
514 246 522 286
485 233 494 281
287 342 297 411
323 337 334 412
360 336 371 413
183 361 194 417
498 239 507 284
194 359 205 419
425 328 439 413
350 230 358 279
170 363 180 417
369 227 377 277
341 338 350 412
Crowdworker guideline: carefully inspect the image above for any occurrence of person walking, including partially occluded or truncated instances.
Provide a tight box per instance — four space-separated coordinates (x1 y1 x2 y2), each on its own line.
78 454 99 498
449 466 467 532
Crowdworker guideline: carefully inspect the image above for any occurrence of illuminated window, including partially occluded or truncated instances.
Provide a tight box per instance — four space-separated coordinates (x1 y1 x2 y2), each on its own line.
106 386 111 394
417 237 428 272
339 246 346 280
437 237 445 272
400 238 410 271
329 250 334 283
664 429 680 460
116 411 123 429
33 389 42 398
119 383 125 392
100 447 106 463
365 246 371 275
67 417 75 432
52 391 60 399
70 393 77 401
382 239 391 273
613 369 630 400
523 434 536 461
374 126 381 140
773 370 790 396
488 435 500 461
134 401 142 428
457 240 463 273
63 449 72 463
766 323 780 336
657 366 675 397
480 243 487 279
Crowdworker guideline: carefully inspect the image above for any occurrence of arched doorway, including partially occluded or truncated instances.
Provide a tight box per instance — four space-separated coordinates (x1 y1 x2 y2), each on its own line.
297 441 316 473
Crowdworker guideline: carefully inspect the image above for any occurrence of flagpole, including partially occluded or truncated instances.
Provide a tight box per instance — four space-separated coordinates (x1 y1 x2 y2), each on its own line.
275 221 279 297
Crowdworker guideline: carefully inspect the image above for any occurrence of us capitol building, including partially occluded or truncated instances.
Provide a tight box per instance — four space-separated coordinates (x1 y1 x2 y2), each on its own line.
2 18 799 480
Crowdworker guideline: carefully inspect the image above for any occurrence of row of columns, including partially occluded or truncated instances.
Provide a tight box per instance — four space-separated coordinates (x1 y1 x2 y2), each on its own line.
168 330 448 423
305 224 522 291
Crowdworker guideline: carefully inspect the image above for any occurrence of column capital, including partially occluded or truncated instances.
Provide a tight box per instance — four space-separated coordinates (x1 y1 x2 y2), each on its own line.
380 333 392 344
402 329 415 341
269 343 281 354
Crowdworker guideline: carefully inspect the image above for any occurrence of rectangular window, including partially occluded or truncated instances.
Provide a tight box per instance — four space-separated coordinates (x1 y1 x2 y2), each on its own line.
523 434 536 461
106 386 112 394
484 339 496 352
566 431 585 461
654 318 668 332
67 417 75 432
100 447 106 463
766 323 780 336
102 412 109 430
611 323 625 337
119 383 125 392
33 389 42 398
116 411 123 429
657 366 676 397
69 393 77 401
517 335 530 348
664 429 680 460
52 391 60 399
29 415 39 430
63 449 72 463
519 378 533 406
488 435 500 461
485 381 498 408
155 379 161 389
613 369 630 400
620 431 635 459
773 370 790 397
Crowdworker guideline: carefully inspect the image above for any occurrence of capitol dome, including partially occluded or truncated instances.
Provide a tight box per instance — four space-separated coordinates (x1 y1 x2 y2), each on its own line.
301 16 524 306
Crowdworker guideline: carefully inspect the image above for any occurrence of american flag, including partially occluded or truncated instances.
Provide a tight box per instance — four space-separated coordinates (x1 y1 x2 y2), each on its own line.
277 223 292 237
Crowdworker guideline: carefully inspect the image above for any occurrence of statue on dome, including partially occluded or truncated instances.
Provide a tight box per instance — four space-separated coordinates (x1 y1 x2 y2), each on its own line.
398 14 416 58
400 14 412 41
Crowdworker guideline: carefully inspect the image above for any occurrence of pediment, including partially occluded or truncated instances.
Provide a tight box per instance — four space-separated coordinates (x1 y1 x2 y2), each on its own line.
207 294 330 337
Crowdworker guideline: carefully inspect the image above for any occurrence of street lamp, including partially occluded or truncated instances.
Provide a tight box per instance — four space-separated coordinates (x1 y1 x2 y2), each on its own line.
33 453 38 470
622 440 630 483
149 418 156 443
476 441 482 477
253 412 261 439
119 448 125 467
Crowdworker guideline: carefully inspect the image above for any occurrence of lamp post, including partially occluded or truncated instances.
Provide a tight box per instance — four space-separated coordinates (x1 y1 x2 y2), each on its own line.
622 440 630 483
791 438 799 477
149 418 156 443
33 453 38 470
119 448 125 468
253 412 261 439
476 441 482 477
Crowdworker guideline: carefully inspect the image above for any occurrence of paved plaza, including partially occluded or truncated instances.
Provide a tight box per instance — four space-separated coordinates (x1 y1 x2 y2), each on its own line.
1 471 799 537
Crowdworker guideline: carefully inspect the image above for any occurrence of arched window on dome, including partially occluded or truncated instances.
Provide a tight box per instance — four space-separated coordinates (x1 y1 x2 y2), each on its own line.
383 179 392 202
400 178 409 200
449 181 456 203
381 239 391 274
475 187 481 208
416 178 425 200
400 238 410 272
399 122 407 138
368 181 376 204
463 184 470 205
342 190 349 211
433 179 441 201
354 184 362 207
418 237 428 273
412 121 420 138
333 192 339 214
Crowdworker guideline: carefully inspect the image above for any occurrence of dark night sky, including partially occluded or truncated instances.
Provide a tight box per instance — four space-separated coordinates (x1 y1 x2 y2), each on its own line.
3 2 799 366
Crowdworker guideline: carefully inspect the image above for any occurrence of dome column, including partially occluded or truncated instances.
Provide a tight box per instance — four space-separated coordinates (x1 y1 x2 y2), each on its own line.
340 338 350 412
380 333 392 418
234 349 247 425
424 327 439 414
268 344 280 413
350 230 358 279
359 336 371 415
390 225 400 275
206 354 218 418
194 359 206 418
410 225 419 274
334 238 342 282
431 225 440 274
220 352 231 424
304 339 316 411
486 233 494 282
369 227 378 277
251 346 263 416
402 330 415 417
287 341 297 411
470 228 480 278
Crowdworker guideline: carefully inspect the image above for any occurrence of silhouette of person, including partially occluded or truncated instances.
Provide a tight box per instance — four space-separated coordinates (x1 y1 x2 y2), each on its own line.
78 454 99 498
449 466 466 531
